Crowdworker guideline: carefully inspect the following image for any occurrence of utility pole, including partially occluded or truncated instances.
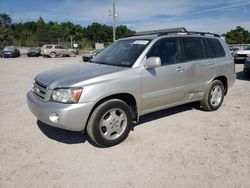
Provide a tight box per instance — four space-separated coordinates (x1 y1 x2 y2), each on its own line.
110 3 117 42
70 36 73 49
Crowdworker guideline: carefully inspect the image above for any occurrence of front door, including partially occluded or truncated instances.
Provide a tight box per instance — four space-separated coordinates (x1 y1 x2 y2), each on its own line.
141 37 186 114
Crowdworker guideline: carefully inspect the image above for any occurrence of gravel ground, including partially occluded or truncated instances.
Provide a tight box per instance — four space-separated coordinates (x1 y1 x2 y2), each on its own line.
0 56 250 188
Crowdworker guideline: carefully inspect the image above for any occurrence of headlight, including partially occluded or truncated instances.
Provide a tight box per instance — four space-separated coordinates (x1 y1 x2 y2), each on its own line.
51 88 83 103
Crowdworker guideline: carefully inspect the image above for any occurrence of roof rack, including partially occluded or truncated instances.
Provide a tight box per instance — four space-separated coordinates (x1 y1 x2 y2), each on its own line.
134 27 220 37
135 27 187 36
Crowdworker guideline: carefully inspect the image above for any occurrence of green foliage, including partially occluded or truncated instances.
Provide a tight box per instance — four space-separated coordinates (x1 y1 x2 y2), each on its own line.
0 13 13 48
0 13 12 27
4 12 249 48
223 26 250 44
116 25 135 39
0 13 135 49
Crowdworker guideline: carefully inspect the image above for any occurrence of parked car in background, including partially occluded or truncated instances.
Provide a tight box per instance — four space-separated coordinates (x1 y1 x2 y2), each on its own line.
41 44 76 58
243 56 250 78
82 49 103 62
229 46 240 57
2 46 20 58
0 49 2 58
234 46 250 63
27 27 235 147
27 47 41 57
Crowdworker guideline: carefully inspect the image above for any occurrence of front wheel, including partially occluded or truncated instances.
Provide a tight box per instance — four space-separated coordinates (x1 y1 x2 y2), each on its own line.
201 80 225 111
86 99 133 147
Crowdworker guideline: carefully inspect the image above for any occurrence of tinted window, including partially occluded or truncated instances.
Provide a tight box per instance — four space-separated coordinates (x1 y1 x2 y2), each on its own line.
182 37 204 61
202 39 213 58
147 38 180 65
206 38 225 57
46 45 53 49
58 46 65 49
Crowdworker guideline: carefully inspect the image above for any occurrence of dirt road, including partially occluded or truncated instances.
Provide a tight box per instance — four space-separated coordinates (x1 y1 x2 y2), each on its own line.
0 57 249 188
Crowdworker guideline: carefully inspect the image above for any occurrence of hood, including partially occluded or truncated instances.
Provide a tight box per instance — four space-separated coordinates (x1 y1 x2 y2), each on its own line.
35 63 127 89
83 53 93 58
237 50 250 55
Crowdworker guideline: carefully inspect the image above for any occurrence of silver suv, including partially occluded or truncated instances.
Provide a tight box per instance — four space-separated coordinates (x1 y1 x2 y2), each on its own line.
27 28 235 147
41 44 76 58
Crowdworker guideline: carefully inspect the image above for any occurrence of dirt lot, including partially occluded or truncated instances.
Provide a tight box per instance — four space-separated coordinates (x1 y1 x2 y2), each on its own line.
0 56 249 188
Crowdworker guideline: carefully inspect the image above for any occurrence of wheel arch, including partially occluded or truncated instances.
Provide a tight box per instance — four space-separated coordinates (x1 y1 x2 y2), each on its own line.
213 75 228 95
85 93 138 130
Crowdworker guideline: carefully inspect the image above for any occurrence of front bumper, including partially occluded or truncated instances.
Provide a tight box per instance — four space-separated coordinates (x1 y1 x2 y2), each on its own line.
3 53 17 58
228 73 236 89
41 51 50 56
234 56 247 63
27 52 40 57
27 91 95 131
82 56 91 62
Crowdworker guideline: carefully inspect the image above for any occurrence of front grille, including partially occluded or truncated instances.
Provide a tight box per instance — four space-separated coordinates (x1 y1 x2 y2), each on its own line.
237 54 248 57
32 81 47 100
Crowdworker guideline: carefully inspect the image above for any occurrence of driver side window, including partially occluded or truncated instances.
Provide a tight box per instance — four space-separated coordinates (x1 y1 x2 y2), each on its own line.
147 38 180 66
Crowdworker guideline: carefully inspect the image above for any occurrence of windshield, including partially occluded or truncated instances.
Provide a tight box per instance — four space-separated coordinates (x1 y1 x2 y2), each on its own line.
3 46 15 51
91 39 151 67
30 47 38 50
245 46 250 50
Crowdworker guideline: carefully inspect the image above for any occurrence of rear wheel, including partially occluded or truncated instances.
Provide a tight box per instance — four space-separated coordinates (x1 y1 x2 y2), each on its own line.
87 99 133 147
201 80 225 111
69 51 75 57
49 52 56 58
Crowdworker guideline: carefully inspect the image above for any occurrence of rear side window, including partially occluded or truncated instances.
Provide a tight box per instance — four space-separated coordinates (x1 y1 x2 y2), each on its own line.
46 45 53 49
182 37 204 61
206 38 225 58
202 39 214 58
54 45 65 49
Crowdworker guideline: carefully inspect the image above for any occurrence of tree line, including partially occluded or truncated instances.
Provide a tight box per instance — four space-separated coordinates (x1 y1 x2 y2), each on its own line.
0 13 135 49
1 12 250 49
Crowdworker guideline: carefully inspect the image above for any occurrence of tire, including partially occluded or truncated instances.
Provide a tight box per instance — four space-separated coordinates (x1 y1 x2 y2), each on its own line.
244 70 250 78
49 52 56 58
69 51 75 57
87 99 133 147
201 80 225 111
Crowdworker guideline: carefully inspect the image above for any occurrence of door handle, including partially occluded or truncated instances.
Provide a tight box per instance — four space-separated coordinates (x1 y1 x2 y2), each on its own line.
176 66 184 72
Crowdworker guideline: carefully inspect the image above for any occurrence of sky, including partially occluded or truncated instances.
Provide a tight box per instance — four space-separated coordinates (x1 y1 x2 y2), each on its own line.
0 0 250 34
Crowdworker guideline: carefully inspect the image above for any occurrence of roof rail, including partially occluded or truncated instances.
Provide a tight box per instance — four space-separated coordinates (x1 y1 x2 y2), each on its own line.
185 31 220 37
134 27 220 37
135 27 187 36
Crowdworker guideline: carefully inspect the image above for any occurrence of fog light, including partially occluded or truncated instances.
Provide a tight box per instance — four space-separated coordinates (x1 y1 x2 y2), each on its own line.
49 112 59 123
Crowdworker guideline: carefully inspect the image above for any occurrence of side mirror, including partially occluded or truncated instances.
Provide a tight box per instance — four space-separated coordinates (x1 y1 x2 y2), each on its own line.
144 57 161 69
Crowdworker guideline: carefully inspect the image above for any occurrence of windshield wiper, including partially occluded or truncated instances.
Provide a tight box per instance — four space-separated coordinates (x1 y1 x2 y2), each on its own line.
90 61 110 65
90 60 130 67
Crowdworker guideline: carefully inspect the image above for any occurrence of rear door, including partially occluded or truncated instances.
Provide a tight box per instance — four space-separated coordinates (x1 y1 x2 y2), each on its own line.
180 37 216 100
54 45 61 55
141 37 186 113
59 45 69 55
